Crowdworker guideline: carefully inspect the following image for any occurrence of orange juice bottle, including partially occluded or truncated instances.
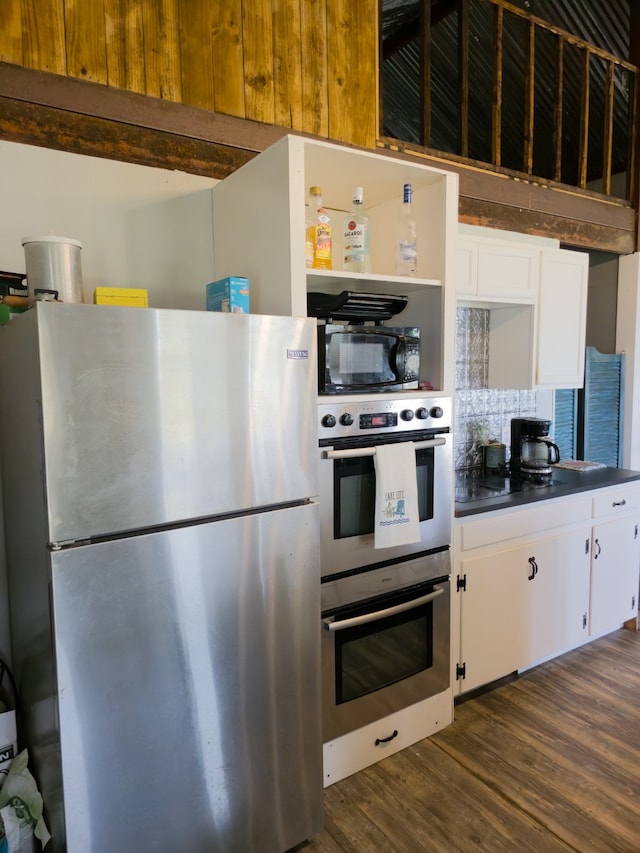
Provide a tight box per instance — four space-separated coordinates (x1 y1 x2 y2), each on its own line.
306 186 332 270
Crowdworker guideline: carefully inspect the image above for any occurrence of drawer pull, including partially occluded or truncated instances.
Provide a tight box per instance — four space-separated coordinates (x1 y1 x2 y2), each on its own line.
613 499 627 507
527 556 538 580
375 730 398 746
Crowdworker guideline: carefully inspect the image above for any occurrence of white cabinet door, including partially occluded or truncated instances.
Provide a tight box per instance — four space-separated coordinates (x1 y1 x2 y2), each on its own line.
476 242 539 300
459 543 525 693
590 515 640 636
459 528 590 693
454 239 478 295
536 248 588 388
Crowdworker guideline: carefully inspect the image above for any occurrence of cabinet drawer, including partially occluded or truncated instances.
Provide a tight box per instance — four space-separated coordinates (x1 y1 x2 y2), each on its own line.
460 497 591 552
592 485 640 519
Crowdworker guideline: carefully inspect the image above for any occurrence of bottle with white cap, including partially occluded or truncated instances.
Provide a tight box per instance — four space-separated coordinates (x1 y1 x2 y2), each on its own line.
343 187 371 273
395 183 417 276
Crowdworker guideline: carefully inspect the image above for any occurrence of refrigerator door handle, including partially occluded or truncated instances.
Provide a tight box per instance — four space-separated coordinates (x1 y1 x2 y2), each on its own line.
322 586 445 631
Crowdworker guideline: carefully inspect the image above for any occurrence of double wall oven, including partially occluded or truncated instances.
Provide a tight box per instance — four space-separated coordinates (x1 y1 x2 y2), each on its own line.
318 395 453 743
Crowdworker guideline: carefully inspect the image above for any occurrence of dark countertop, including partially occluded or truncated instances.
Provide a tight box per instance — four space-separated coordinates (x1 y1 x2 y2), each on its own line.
455 466 640 518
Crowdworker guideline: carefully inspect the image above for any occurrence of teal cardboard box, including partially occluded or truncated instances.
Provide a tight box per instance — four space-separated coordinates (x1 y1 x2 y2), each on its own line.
206 276 250 313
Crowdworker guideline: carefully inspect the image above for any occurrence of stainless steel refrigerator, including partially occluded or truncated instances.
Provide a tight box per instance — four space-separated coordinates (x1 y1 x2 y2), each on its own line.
0 302 322 852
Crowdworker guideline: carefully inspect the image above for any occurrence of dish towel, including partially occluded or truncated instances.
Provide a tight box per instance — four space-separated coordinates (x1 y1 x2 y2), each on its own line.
373 442 421 549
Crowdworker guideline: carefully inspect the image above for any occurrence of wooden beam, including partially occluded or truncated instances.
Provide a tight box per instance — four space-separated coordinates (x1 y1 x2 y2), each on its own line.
0 62 635 255
0 61 285 157
420 0 433 147
578 48 590 189
491 5 503 168
459 197 634 254
0 96 257 180
523 18 535 175
602 60 615 196
458 0 470 158
378 136 636 254
553 37 564 183
629 2 640 239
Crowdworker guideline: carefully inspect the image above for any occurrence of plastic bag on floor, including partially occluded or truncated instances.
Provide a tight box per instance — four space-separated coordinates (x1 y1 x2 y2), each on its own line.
0 750 50 851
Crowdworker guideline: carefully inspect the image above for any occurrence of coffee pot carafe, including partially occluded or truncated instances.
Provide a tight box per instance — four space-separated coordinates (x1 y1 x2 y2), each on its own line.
510 417 560 479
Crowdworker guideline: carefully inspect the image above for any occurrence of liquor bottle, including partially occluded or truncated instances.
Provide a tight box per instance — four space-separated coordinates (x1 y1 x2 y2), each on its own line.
306 186 332 270
343 186 371 273
395 182 417 276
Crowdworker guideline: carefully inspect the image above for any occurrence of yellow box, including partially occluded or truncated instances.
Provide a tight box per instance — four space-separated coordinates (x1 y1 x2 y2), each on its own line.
94 287 149 307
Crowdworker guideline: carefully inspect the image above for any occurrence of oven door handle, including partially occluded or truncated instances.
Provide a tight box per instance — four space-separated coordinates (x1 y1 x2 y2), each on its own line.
324 436 447 459
322 586 445 631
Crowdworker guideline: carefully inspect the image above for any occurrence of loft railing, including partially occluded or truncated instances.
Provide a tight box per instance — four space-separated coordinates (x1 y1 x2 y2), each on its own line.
381 0 639 203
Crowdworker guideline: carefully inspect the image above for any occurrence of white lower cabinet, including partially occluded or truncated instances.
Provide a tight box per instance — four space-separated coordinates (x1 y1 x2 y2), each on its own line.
455 483 640 696
458 527 591 693
590 516 640 637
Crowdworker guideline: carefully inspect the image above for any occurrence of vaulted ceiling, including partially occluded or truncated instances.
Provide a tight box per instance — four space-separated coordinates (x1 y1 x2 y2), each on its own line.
381 0 632 193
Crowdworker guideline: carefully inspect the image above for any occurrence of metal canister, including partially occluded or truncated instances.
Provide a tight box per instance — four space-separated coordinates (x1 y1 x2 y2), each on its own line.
22 235 84 303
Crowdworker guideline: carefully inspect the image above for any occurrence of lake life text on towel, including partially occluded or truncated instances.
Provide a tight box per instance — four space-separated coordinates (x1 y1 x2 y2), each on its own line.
373 442 421 548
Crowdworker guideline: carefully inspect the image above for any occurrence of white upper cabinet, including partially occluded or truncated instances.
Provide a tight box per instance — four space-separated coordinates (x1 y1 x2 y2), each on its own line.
455 229 588 390
536 248 588 388
456 238 538 301
211 134 459 394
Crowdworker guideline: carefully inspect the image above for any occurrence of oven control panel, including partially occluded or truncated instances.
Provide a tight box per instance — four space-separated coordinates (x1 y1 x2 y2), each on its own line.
318 395 452 439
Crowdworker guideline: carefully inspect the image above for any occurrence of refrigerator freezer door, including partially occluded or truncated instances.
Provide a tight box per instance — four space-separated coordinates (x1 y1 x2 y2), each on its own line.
2 303 317 544
50 503 322 852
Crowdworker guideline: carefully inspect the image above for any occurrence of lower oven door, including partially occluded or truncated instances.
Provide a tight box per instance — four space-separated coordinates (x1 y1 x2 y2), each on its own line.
321 576 450 743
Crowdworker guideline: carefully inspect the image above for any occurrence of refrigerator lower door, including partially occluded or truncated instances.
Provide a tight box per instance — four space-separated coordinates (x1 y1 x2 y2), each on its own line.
49 503 322 853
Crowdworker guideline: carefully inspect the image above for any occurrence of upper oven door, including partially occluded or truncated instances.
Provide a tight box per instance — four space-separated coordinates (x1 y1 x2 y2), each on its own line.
318 427 453 578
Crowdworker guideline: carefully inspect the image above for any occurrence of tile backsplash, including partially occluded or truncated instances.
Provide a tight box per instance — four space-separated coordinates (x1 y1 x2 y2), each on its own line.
455 307 537 471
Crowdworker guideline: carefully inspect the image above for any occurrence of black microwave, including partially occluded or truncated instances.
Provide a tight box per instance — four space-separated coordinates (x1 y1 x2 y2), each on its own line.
317 324 420 393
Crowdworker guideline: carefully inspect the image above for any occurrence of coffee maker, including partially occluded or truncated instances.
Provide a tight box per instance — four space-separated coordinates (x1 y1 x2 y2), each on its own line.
510 417 560 480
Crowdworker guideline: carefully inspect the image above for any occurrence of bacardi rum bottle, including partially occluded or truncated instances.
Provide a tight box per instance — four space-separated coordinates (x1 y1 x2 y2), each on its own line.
343 186 371 273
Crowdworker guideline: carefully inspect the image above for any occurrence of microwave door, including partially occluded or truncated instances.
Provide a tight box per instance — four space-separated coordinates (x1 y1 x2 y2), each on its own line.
319 325 419 393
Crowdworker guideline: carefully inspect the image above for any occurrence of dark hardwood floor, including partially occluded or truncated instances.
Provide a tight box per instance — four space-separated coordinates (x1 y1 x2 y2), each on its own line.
306 628 640 852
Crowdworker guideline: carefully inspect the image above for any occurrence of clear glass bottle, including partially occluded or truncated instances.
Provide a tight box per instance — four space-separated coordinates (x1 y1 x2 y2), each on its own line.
343 186 371 273
395 182 417 276
306 186 332 270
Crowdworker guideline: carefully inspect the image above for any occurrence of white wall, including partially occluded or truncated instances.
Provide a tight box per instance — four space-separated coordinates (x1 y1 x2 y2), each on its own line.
1 141 218 308
616 253 640 470
587 253 619 354
0 142 220 665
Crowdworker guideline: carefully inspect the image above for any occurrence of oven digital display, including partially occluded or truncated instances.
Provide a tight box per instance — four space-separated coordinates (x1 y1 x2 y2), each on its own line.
360 412 398 429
